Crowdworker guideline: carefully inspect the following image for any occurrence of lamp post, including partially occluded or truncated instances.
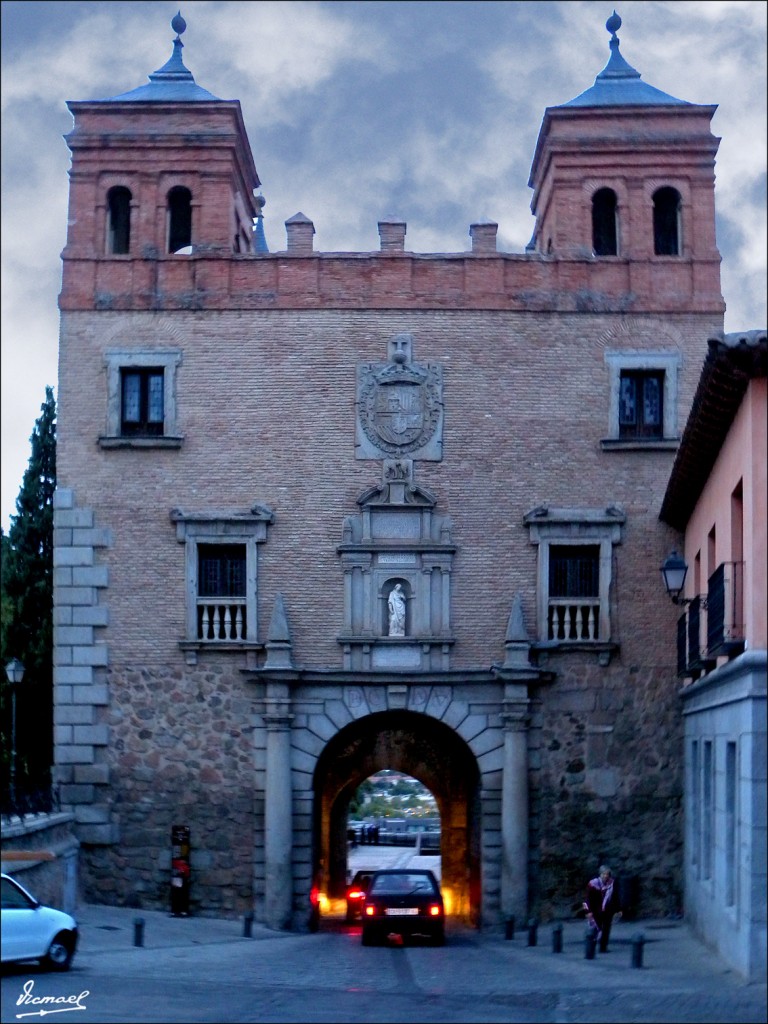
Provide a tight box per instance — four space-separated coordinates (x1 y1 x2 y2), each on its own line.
660 551 689 604
5 658 25 807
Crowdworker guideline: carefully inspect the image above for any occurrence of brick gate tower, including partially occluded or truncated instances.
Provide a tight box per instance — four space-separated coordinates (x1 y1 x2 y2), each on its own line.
54 11 723 928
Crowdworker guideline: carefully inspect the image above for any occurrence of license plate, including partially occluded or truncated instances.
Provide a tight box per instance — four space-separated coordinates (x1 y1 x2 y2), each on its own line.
385 907 419 916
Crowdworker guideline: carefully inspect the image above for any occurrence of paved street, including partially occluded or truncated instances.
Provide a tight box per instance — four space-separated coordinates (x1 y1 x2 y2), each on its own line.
1 849 765 1024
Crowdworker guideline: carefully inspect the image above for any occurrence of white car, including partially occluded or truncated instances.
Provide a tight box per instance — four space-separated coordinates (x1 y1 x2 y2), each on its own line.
1 873 78 971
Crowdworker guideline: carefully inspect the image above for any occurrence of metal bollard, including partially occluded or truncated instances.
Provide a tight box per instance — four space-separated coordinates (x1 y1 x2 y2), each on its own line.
527 918 538 947
630 931 646 968
243 911 254 938
505 916 515 940
584 926 597 959
552 921 563 953
133 916 145 948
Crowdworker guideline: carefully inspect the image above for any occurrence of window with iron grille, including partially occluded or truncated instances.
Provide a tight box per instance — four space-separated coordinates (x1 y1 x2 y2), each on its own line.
524 506 624 650
171 507 274 658
101 349 182 449
603 351 679 447
196 544 247 641
120 368 164 436
549 546 599 598
547 545 601 640
198 545 246 598
619 370 663 438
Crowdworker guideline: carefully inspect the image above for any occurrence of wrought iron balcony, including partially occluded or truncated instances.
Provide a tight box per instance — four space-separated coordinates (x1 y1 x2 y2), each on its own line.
675 561 745 677
676 595 711 678
707 561 745 656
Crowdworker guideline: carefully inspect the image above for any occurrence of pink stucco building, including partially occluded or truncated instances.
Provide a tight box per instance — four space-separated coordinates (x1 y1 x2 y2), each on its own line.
660 329 767 981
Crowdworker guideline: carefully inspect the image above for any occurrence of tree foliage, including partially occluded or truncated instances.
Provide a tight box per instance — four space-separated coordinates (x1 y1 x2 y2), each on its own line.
1 386 56 783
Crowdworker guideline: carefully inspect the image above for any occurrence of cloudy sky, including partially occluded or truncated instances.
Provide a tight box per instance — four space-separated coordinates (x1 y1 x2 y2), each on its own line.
1 0 766 532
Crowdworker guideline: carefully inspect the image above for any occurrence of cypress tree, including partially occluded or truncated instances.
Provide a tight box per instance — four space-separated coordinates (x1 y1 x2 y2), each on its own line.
1 386 56 796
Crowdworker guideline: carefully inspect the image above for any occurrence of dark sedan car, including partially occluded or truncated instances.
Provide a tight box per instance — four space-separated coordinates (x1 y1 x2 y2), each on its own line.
345 870 374 921
361 869 445 946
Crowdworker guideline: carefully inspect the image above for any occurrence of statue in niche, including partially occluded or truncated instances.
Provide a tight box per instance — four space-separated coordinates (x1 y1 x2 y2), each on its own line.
388 584 406 637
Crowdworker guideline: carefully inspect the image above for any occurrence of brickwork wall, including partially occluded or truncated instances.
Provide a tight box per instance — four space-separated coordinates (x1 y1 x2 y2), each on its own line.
55 299 720 922
57 306 711 668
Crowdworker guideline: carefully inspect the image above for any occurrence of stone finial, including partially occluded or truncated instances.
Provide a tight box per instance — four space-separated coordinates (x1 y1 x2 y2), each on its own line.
264 594 294 669
505 593 529 643
598 8 641 81
171 11 187 39
503 593 532 669
378 217 406 252
285 212 315 255
469 222 498 254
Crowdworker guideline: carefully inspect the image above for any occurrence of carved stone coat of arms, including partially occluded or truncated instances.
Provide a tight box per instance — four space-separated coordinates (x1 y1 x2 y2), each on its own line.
356 334 444 461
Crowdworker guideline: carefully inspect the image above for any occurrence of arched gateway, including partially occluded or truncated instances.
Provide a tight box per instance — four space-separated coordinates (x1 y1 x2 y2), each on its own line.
313 710 482 923
257 664 538 932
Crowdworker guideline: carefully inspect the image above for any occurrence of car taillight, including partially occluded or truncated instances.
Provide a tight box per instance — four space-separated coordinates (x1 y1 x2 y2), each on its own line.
310 886 320 906
348 889 365 900
428 904 442 917
365 904 376 916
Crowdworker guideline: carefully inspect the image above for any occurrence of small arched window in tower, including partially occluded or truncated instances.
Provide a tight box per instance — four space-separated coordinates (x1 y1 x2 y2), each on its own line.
106 186 131 255
592 188 618 256
653 187 682 256
167 186 192 254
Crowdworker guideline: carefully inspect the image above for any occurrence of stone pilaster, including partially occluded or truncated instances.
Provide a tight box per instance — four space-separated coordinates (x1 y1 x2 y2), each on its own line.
501 684 530 921
263 682 294 929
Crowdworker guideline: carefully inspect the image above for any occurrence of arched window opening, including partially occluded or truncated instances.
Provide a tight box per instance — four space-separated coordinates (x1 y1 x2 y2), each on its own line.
653 187 682 256
167 186 192 254
592 188 618 256
106 186 131 255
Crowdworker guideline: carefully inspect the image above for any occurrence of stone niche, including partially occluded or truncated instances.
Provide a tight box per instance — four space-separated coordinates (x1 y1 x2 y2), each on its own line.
337 466 455 671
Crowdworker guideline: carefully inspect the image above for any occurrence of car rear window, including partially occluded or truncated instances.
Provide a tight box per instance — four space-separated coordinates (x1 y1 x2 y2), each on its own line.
369 873 437 895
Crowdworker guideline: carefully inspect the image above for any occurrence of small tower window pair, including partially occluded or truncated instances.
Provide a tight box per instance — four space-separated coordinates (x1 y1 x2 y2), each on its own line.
592 185 681 257
106 186 193 255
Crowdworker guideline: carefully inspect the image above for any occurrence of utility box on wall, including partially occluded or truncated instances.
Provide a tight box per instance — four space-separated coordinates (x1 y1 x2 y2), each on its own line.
170 825 190 916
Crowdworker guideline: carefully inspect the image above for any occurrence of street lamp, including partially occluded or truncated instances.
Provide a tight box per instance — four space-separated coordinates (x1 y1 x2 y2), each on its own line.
660 551 689 604
5 658 25 806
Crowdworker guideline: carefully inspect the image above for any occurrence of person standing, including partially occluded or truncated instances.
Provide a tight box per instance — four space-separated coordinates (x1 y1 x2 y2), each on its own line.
584 864 622 952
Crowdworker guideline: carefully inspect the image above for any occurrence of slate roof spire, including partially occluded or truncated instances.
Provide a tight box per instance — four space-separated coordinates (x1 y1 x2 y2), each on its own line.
106 10 221 102
561 10 689 108
600 10 641 81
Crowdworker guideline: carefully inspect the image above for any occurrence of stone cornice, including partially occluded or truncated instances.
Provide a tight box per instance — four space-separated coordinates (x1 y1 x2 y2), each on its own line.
242 665 554 686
